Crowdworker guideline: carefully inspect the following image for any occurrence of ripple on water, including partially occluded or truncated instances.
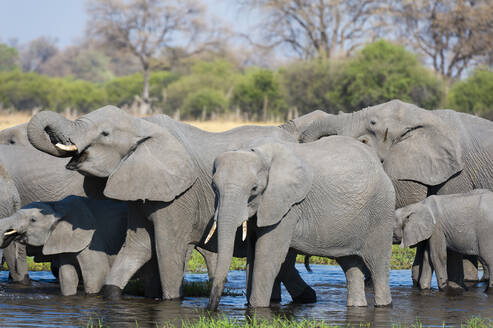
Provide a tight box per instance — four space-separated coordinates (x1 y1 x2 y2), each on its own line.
0 266 491 327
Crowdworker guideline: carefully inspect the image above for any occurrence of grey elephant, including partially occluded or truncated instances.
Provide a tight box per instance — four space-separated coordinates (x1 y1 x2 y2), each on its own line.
289 99 493 288
26 107 322 302
395 190 493 293
208 136 395 309
0 196 136 296
0 123 29 146
0 164 21 269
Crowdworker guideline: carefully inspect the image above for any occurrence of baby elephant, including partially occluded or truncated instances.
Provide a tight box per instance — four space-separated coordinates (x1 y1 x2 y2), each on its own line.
395 190 493 293
0 196 127 296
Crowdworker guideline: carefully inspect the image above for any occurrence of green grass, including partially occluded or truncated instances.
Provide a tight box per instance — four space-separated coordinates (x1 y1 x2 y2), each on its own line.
84 316 493 328
1 256 50 271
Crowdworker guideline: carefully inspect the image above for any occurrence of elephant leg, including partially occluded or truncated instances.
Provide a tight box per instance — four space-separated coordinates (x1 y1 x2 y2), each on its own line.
78 249 110 294
446 250 466 290
4 242 29 285
480 258 490 282
278 250 316 303
428 234 448 291
463 255 479 282
141 256 162 298
153 216 189 300
270 276 282 303
59 257 79 296
418 242 433 290
103 210 153 300
483 256 493 293
249 213 296 307
195 246 217 281
337 256 367 307
362 231 392 307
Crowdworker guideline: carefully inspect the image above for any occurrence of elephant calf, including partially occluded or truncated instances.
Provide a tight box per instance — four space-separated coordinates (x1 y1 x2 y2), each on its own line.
0 196 130 296
394 190 493 293
208 136 395 309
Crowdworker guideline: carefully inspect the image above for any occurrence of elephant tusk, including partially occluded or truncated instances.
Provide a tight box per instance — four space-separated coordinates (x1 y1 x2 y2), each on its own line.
242 221 247 241
55 143 78 152
4 229 17 236
204 221 216 244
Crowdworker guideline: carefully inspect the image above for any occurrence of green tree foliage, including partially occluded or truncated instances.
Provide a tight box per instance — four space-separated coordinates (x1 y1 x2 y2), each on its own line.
279 59 341 114
231 68 285 120
0 43 19 72
329 40 445 111
0 70 55 109
183 88 228 119
448 68 493 117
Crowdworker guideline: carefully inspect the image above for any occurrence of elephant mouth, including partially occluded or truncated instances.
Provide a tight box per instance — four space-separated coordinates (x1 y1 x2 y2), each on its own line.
66 151 89 171
1 230 21 248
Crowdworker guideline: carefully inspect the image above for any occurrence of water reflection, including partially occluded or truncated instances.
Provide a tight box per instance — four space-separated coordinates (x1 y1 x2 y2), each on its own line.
0 265 492 327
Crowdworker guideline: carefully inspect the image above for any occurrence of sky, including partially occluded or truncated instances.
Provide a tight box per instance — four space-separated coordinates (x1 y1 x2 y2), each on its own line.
0 0 252 48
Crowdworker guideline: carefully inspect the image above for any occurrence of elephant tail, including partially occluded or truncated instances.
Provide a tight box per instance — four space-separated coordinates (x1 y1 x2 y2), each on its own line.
304 255 312 272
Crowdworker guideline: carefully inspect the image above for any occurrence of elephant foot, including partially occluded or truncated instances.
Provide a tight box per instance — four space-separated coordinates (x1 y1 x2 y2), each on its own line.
103 284 123 300
442 285 464 296
374 302 392 308
291 286 317 304
483 286 493 294
9 274 31 286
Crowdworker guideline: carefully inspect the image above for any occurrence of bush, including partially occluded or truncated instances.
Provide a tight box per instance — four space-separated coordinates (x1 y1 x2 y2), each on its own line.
54 78 107 113
0 43 19 72
448 68 493 117
232 68 286 120
330 40 445 111
182 88 228 119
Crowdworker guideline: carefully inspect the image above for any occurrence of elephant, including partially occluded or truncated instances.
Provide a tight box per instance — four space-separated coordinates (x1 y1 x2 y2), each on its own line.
0 123 29 146
0 196 135 296
394 190 493 293
0 164 21 269
207 136 395 309
26 106 324 302
288 99 493 288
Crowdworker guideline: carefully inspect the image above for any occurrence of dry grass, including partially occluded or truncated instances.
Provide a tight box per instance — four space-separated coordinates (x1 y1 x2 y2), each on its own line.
0 112 279 132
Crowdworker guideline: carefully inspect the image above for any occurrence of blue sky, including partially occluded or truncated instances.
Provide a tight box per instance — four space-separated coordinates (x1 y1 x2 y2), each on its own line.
0 0 251 48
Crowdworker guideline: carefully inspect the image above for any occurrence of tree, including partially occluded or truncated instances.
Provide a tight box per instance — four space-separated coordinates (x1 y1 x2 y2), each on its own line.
239 0 388 60
20 36 58 73
0 43 19 72
448 68 493 117
391 0 493 82
87 0 209 114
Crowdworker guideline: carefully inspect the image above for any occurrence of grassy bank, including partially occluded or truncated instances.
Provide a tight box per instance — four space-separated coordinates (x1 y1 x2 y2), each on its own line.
85 315 493 328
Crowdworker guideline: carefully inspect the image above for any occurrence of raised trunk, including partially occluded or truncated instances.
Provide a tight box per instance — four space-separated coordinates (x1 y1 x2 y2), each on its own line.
27 111 83 157
281 110 347 142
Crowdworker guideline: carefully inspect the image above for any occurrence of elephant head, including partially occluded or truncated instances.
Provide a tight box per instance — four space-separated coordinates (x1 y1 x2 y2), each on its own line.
296 100 464 188
0 196 95 255
27 106 197 202
0 123 29 146
394 198 437 248
207 143 313 310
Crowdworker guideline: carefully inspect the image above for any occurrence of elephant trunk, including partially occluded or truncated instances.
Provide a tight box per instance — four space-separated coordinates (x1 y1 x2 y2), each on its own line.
283 111 344 143
208 191 249 311
27 111 87 157
0 213 21 248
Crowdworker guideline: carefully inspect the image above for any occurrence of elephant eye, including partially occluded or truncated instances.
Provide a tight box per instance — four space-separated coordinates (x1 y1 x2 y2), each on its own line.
251 185 258 192
360 138 368 144
101 131 110 137
30 217 37 223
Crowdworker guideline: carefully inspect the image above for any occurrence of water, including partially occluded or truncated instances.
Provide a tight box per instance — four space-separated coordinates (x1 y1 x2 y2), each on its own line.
0 264 491 327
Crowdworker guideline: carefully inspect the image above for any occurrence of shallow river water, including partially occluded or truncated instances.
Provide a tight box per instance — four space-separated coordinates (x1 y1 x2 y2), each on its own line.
0 264 491 327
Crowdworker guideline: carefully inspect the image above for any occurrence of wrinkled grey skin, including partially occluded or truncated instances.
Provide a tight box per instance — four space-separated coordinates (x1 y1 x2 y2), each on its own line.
26 106 321 301
0 145 108 285
209 136 395 309
395 190 493 293
290 99 493 288
0 123 29 146
0 196 145 296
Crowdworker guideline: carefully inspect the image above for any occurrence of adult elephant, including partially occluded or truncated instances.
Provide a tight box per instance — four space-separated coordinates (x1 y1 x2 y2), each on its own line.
289 99 493 288
26 106 321 302
0 123 28 146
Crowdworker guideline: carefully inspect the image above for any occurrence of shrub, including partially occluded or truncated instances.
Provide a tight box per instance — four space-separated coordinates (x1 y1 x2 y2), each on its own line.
448 68 493 117
182 88 228 119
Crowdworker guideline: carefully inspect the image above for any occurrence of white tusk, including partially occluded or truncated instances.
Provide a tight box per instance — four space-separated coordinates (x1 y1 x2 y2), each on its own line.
204 221 216 244
4 230 17 236
55 143 78 152
242 221 247 241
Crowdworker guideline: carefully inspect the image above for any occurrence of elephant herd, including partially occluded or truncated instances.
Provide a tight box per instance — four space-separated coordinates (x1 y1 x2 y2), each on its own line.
1 99 493 310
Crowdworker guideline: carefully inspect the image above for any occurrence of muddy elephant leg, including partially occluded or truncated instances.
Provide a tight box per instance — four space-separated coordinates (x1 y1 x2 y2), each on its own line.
4 242 29 284
195 246 217 281
463 256 479 282
337 256 367 307
278 249 316 304
58 256 79 296
103 206 153 300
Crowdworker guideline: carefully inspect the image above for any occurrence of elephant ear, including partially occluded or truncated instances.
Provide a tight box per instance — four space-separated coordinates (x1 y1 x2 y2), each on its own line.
384 109 463 186
104 131 198 202
42 197 95 255
402 202 436 248
256 143 313 227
